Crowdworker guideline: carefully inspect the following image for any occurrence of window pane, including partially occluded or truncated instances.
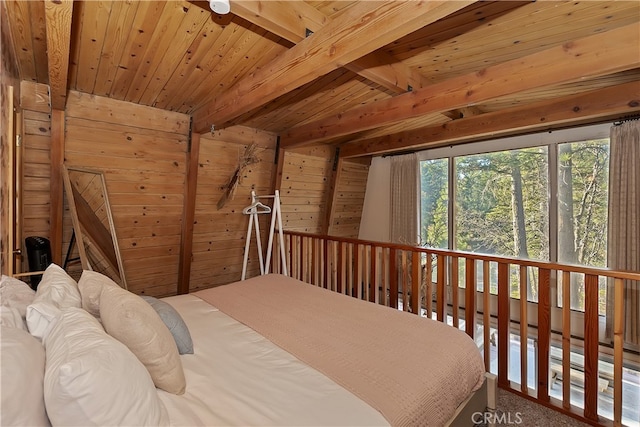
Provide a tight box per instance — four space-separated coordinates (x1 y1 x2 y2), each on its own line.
455 148 549 299
455 147 549 259
557 139 609 313
420 159 448 249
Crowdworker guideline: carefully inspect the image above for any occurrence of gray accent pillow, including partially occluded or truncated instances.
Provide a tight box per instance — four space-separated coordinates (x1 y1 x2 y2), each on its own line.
141 296 194 355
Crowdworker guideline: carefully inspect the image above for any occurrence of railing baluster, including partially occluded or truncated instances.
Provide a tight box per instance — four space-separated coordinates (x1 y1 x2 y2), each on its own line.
452 256 459 328
498 262 510 388
354 243 360 298
483 261 491 372
390 248 398 309
465 258 476 339
401 250 408 310
537 268 551 403
437 255 446 322
613 277 624 427
520 265 528 394
370 245 377 303
583 273 599 422
411 251 420 315
323 239 328 289
426 253 433 318
337 241 343 294
562 270 571 409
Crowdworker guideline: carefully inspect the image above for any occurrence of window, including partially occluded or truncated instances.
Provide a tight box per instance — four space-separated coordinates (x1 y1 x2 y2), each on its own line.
419 126 610 313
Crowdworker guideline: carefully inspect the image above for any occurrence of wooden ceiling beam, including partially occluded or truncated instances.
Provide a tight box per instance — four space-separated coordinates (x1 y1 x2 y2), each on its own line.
192 1 474 133
281 23 640 149
339 80 640 158
231 1 428 95
44 0 73 110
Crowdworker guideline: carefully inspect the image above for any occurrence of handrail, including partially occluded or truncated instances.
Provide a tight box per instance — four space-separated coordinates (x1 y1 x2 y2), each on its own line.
282 230 640 281
275 230 639 427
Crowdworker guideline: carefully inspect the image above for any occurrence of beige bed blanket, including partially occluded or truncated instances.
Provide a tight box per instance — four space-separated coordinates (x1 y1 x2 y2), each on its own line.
195 274 485 427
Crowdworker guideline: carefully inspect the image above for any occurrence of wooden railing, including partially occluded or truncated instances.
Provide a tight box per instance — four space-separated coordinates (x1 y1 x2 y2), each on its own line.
271 231 640 427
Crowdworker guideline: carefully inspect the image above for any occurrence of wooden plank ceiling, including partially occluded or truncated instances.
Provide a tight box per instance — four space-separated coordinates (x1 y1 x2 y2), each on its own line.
5 0 640 157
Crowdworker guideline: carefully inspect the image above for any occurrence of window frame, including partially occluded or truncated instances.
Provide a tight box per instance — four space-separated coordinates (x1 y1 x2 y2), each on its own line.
417 123 612 342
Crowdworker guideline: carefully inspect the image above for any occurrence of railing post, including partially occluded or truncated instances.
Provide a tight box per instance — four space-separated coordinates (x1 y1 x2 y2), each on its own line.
497 262 510 388
437 255 446 322
583 274 599 422
465 258 476 339
537 268 551 403
613 277 624 427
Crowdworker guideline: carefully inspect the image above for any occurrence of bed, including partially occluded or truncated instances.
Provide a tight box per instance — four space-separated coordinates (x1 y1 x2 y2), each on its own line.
1 265 492 427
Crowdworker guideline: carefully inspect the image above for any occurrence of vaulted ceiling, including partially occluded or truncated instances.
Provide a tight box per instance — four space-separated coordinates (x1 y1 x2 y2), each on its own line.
4 0 640 157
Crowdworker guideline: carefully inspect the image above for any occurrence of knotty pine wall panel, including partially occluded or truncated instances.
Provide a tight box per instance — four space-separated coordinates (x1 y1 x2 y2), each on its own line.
279 146 334 234
189 127 277 291
64 90 190 296
328 159 370 238
19 81 52 273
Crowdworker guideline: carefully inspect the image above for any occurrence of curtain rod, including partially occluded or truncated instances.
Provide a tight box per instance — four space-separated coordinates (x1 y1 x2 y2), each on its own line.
613 114 640 126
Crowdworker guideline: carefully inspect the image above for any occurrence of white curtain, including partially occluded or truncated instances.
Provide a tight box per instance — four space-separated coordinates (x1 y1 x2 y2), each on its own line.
606 120 639 348
390 153 419 245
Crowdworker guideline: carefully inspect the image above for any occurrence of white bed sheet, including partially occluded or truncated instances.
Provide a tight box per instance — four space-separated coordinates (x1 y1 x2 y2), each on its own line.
156 294 389 427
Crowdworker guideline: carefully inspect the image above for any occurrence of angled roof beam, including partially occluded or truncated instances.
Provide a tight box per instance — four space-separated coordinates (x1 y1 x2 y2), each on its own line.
231 1 428 94
281 23 640 148
44 0 73 110
340 80 640 158
192 1 475 133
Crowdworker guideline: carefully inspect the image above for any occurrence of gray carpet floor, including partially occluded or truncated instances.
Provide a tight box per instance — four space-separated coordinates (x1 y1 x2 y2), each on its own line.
489 388 590 426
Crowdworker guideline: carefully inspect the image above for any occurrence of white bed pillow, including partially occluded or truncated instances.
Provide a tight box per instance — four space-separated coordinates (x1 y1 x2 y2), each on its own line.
0 306 27 330
26 264 81 341
101 285 186 395
0 326 50 427
77 270 119 318
0 275 35 319
43 307 169 426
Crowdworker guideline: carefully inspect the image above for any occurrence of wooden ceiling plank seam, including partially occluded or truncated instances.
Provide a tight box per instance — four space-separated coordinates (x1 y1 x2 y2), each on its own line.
166 19 249 112
340 80 640 158
28 1 49 84
192 0 476 132
109 1 168 101
188 28 282 112
138 3 211 106
93 0 140 97
5 0 37 82
281 22 640 148
125 1 190 102
180 24 274 112
151 16 228 110
44 0 73 110
74 0 113 94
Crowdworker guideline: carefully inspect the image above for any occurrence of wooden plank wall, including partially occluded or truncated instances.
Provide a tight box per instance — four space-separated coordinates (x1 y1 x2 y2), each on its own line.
328 159 370 238
19 81 52 270
279 146 335 234
1 1 21 275
189 127 277 290
64 91 191 296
